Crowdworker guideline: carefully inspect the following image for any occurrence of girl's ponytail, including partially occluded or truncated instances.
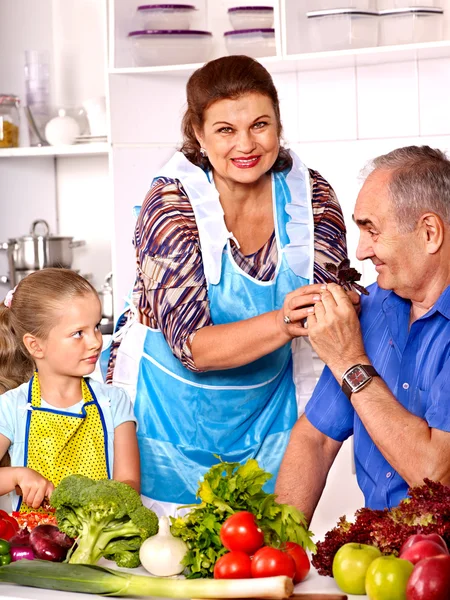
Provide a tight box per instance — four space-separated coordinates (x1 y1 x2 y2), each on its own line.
0 303 34 394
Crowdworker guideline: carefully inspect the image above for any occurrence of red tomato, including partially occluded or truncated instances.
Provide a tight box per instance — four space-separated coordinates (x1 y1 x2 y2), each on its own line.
220 511 264 555
285 541 310 583
251 546 296 579
214 551 253 579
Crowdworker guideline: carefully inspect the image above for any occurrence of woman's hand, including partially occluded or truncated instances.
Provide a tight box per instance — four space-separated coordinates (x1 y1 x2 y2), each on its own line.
15 467 54 509
278 283 327 338
278 283 362 340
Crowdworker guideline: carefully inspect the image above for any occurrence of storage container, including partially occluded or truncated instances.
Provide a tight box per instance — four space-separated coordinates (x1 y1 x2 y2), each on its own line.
228 6 274 30
378 8 444 45
0 95 20 148
128 30 213 66
378 0 439 10
136 4 197 30
306 9 378 51
224 28 276 58
306 0 376 10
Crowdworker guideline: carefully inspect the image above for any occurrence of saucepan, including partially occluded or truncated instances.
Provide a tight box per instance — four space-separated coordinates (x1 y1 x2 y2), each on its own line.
0 219 85 271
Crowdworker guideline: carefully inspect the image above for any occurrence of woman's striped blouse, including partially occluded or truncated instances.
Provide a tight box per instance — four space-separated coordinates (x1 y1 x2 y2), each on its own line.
106 168 347 380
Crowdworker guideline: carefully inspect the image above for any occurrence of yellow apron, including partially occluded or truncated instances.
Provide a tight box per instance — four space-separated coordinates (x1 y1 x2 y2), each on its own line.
19 373 109 512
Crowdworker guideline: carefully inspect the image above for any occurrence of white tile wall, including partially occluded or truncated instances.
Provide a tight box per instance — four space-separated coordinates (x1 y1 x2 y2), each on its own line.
109 73 188 145
272 71 300 144
111 145 176 313
356 61 420 139
418 57 450 137
296 67 357 142
56 155 111 290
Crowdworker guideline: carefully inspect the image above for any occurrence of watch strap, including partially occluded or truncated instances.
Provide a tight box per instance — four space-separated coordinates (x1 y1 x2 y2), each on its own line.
341 364 378 399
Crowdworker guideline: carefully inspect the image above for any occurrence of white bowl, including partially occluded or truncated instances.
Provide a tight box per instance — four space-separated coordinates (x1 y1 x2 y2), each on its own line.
378 8 443 45
224 28 276 58
128 30 213 67
136 4 197 30
307 9 378 51
228 6 274 30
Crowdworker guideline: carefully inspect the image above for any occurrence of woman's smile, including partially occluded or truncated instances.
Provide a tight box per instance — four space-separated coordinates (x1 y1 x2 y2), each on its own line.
231 155 262 169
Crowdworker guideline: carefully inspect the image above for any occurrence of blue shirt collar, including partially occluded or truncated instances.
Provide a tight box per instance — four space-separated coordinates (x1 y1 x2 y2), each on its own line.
381 284 450 321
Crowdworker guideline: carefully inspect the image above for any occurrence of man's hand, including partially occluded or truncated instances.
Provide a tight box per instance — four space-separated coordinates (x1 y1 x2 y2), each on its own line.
306 283 367 377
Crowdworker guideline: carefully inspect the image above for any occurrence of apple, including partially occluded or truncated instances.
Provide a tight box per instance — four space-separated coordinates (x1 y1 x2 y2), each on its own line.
365 555 414 600
406 555 450 600
332 542 382 595
400 533 448 556
400 540 447 565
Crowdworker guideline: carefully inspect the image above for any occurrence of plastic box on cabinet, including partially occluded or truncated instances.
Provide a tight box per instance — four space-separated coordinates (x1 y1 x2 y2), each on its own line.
307 9 379 52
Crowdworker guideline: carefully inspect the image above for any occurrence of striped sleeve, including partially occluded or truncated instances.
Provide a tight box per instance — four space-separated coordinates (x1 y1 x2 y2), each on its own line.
310 169 348 284
133 177 211 371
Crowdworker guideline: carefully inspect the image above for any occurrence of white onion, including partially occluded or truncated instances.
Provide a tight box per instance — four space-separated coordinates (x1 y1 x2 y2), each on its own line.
139 516 188 577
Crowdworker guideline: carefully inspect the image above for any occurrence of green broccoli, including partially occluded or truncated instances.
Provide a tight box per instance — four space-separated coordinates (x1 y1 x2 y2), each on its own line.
50 475 159 567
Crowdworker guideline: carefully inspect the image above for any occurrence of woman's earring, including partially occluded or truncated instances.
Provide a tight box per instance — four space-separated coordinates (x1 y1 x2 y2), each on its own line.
199 147 207 157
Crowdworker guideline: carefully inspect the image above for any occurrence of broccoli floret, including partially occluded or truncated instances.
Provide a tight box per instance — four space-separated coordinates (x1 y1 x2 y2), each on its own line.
51 475 159 567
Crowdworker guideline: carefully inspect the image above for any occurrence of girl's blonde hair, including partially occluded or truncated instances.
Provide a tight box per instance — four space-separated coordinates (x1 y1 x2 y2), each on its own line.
0 268 98 393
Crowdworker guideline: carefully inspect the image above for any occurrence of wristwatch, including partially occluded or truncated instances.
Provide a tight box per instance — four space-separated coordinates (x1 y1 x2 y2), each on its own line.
341 364 379 399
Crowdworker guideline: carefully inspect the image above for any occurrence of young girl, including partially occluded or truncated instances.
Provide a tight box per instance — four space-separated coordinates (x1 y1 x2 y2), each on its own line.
0 268 140 512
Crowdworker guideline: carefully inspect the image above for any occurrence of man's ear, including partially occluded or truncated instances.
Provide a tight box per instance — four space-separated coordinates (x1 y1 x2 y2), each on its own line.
419 213 444 255
23 334 45 360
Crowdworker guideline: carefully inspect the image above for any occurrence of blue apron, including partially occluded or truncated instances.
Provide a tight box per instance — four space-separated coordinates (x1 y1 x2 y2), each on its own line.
106 151 315 510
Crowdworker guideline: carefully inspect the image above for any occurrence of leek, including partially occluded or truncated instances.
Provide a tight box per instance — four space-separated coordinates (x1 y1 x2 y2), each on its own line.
0 560 294 598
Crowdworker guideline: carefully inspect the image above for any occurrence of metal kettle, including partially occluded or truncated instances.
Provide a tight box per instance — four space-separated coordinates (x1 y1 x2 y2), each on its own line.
98 272 113 320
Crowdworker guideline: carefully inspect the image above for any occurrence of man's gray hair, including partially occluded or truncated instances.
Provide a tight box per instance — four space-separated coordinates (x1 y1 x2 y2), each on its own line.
364 145 450 232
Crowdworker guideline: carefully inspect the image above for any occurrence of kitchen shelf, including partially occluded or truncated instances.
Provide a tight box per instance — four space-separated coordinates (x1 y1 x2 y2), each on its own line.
108 40 450 77
0 142 109 158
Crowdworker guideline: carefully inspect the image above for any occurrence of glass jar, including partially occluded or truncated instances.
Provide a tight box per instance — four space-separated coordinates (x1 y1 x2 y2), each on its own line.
0 95 20 148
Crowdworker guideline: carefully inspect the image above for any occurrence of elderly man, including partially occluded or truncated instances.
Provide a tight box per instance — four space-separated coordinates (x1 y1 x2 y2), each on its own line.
276 145 450 520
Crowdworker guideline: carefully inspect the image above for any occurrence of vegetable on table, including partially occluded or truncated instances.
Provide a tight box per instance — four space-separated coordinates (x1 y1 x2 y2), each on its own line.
251 546 296 579
50 474 159 568
220 511 264 555
139 515 188 576
29 524 72 562
10 546 35 562
12 511 57 531
0 538 11 566
313 478 450 577
170 459 315 579
284 541 310 584
0 510 19 540
0 559 294 598
214 551 253 579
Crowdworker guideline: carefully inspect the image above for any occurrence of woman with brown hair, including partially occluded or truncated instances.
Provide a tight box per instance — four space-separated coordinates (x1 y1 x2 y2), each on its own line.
106 55 351 515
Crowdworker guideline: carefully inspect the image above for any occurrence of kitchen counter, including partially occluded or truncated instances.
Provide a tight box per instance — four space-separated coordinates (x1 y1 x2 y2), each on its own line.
0 563 361 600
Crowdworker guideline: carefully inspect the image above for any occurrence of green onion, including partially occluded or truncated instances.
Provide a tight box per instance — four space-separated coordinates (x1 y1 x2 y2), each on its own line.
0 560 294 598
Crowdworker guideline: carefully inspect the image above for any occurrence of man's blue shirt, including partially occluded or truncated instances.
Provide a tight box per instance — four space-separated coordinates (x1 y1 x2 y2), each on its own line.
305 283 450 510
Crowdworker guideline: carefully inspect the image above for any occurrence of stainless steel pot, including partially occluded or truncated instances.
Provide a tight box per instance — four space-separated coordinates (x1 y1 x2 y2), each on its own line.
98 272 114 320
0 220 85 271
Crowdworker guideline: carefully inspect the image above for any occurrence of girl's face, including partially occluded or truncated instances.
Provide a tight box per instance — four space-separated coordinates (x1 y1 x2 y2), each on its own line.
38 293 103 378
196 92 280 189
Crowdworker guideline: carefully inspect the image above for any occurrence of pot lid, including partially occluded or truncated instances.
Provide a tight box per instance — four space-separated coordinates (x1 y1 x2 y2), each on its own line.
128 29 212 35
306 8 378 17
224 28 275 35
228 6 274 11
137 4 196 9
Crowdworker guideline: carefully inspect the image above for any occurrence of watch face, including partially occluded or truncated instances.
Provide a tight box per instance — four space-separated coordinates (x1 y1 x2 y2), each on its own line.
347 366 369 389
